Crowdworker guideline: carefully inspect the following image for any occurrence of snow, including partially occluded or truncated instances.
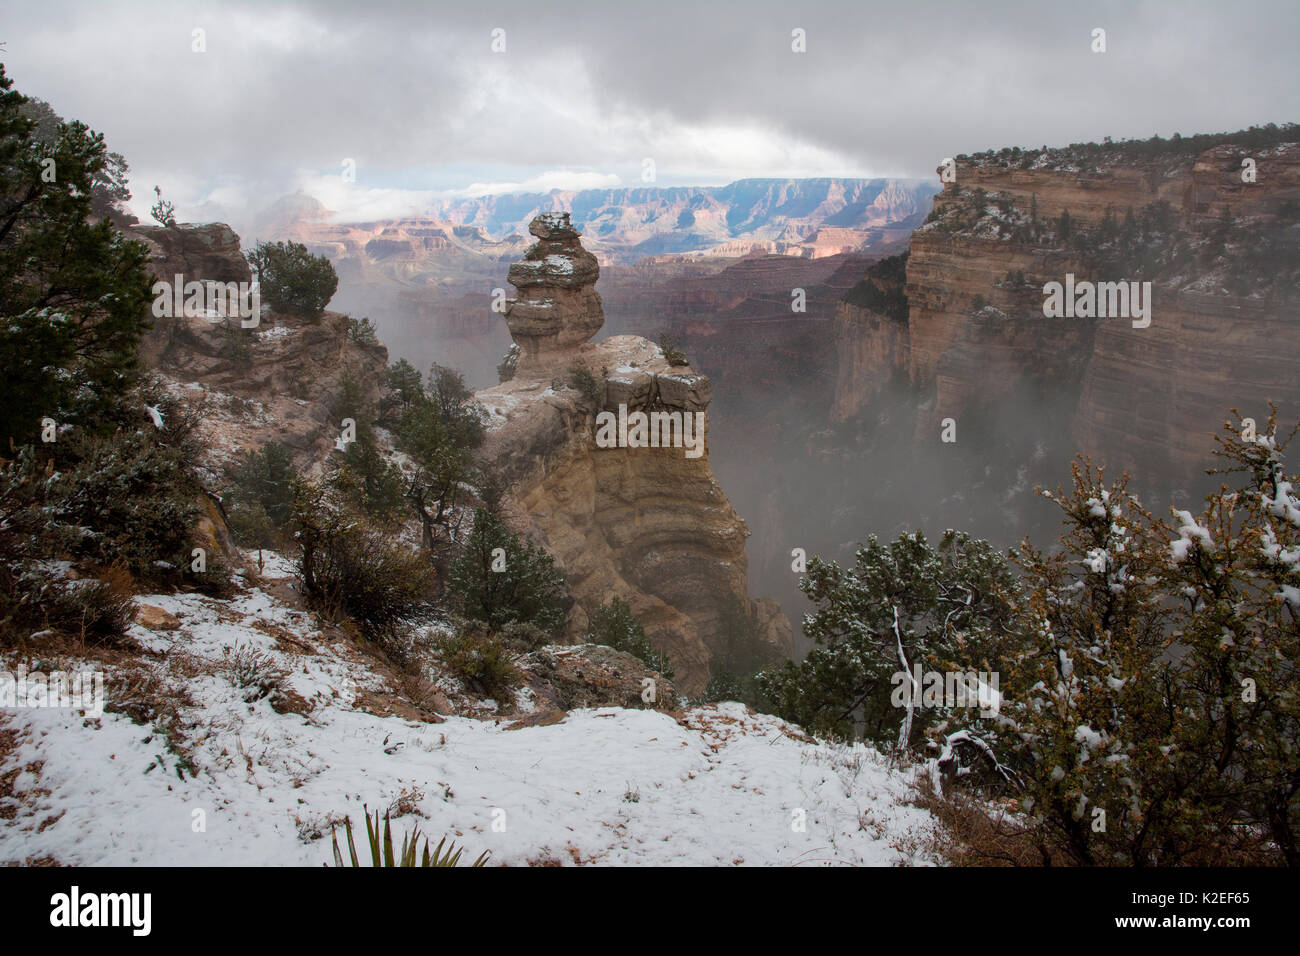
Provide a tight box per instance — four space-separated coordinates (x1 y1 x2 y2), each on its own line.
1170 509 1214 563
0 566 935 867
1263 479 1300 527
255 325 296 341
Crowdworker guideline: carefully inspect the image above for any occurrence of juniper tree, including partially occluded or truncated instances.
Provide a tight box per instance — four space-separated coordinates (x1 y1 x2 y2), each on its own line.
246 239 337 319
391 364 484 570
586 596 675 680
1002 464 1174 865
982 422 1300 865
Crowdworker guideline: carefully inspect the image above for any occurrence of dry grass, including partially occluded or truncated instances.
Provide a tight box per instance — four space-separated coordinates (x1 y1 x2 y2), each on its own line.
911 775 1064 867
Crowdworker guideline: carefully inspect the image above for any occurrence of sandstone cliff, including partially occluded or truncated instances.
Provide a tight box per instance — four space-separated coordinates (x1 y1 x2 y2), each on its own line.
476 214 794 694
832 133 1300 485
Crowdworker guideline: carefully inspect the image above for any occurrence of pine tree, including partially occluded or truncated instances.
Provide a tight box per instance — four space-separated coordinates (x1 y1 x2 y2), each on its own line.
448 508 567 635
0 64 153 445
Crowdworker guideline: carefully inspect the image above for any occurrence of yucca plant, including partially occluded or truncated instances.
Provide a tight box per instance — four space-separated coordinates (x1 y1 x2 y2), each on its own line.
328 807 490 867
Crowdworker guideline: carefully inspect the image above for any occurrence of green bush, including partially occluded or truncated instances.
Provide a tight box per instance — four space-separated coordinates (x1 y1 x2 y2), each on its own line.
337 432 406 523
658 332 689 367
224 442 300 547
345 315 379 346
497 344 520 384
567 364 605 407
392 370 484 565
0 419 203 645
246 239 338 320
755 530 1021 747
385 359 423 409
497 620 551 653
52 428 204 579
436 626 521 702
293 479 432 640
701 669 765 707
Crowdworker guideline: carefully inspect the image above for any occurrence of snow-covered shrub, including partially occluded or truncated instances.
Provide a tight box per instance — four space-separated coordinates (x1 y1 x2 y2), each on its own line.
52 427 204 580
756 530 1022 750
0 400 218 646
496 344 520 384
221 642 289 702
984 412 1300 865
496 620 551 653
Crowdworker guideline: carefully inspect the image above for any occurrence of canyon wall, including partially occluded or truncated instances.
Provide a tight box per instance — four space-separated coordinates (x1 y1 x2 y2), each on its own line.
832 138 1300 485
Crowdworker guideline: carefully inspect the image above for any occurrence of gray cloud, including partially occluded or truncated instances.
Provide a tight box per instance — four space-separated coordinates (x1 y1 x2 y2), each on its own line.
3 0 1295 222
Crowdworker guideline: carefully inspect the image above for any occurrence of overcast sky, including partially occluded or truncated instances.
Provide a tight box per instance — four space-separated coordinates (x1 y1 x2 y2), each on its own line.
3 0 1296 224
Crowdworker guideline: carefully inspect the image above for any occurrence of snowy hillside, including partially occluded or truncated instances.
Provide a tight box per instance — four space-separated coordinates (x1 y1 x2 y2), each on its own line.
0 554 936 867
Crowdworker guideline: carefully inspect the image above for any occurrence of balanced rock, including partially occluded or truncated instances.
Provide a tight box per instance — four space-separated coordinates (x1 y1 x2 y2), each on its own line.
504 213 604 372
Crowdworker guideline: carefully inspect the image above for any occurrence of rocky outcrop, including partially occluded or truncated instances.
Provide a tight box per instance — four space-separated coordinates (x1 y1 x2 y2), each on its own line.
134 222 388 476
476 215 794 695
503 213 604 373
134 222 252 288
519 644 680 712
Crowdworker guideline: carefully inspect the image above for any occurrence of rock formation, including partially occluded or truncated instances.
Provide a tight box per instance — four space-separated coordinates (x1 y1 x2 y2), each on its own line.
831 138 1300 484
133 222 388 478
476 214 793 695
503 213 604 373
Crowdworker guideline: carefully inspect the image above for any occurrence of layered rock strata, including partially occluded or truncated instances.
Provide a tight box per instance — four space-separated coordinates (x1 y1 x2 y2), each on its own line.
831 140 1300 481
477 214 793 694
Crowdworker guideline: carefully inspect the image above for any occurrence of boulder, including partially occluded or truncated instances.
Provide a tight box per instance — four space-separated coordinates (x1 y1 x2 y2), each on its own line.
519 644 679 711
134 604 180 631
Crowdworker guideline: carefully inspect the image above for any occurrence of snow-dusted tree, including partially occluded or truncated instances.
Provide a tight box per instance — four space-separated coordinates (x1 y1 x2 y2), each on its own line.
0 65 152 445
1159 407 1300 863
448 508 567 637
993 421 1299 865
757 530 1023 750
392 364 484 572
1001 463 1174 865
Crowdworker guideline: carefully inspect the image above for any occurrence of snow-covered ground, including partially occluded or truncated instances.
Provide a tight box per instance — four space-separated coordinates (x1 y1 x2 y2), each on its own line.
0 562 936 867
